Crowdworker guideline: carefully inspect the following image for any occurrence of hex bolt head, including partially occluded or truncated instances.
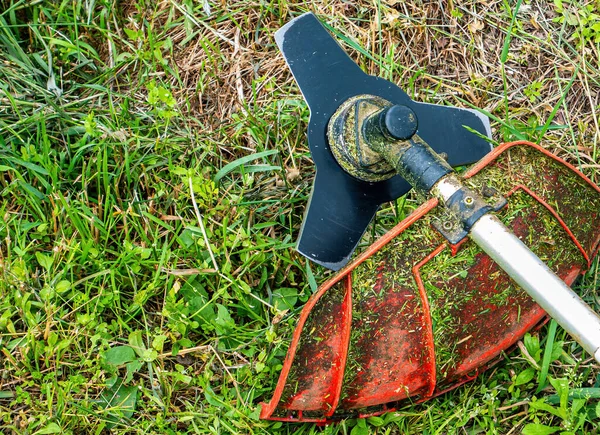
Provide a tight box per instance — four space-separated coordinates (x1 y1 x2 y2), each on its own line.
464 196 475 208
442 221 454 230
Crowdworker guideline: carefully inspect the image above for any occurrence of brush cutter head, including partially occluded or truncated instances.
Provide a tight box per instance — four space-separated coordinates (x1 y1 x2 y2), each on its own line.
261 141 600 422
276 12 493 270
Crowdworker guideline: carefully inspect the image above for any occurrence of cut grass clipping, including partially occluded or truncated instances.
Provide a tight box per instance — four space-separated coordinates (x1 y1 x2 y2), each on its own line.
0 0 599 434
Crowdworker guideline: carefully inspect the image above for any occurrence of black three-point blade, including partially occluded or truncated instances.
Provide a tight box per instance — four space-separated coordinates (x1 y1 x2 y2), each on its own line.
276 12 492 270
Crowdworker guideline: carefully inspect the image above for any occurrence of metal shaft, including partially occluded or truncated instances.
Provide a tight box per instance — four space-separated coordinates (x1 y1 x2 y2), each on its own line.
471 214 600 362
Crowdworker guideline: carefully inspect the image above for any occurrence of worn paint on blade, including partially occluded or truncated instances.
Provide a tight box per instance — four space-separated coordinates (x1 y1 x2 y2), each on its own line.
275 12 314 50
466 108 493 140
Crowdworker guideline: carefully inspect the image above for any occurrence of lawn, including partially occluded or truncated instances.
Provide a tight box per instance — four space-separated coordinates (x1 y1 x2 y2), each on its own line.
0 0 599 433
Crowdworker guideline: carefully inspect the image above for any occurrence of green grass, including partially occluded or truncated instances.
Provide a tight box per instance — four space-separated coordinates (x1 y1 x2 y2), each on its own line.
0 0 599 434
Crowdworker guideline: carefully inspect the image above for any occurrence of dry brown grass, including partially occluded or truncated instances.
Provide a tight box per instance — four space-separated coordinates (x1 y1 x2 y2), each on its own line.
102 0 600 186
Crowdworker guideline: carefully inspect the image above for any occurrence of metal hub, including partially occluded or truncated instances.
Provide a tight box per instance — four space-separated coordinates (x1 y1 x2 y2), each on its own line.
327 95 395 182
327 95 420 182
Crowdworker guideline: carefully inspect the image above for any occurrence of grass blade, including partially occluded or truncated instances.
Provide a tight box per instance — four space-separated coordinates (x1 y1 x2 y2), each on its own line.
536 66 579 143
214 149 278 182
500 0 523 64
537 319 558 393
546 388 600 404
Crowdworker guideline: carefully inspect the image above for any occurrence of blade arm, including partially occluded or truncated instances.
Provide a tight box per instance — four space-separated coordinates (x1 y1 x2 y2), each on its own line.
275 13 366 111
412 103 492 167
297 172 394 270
